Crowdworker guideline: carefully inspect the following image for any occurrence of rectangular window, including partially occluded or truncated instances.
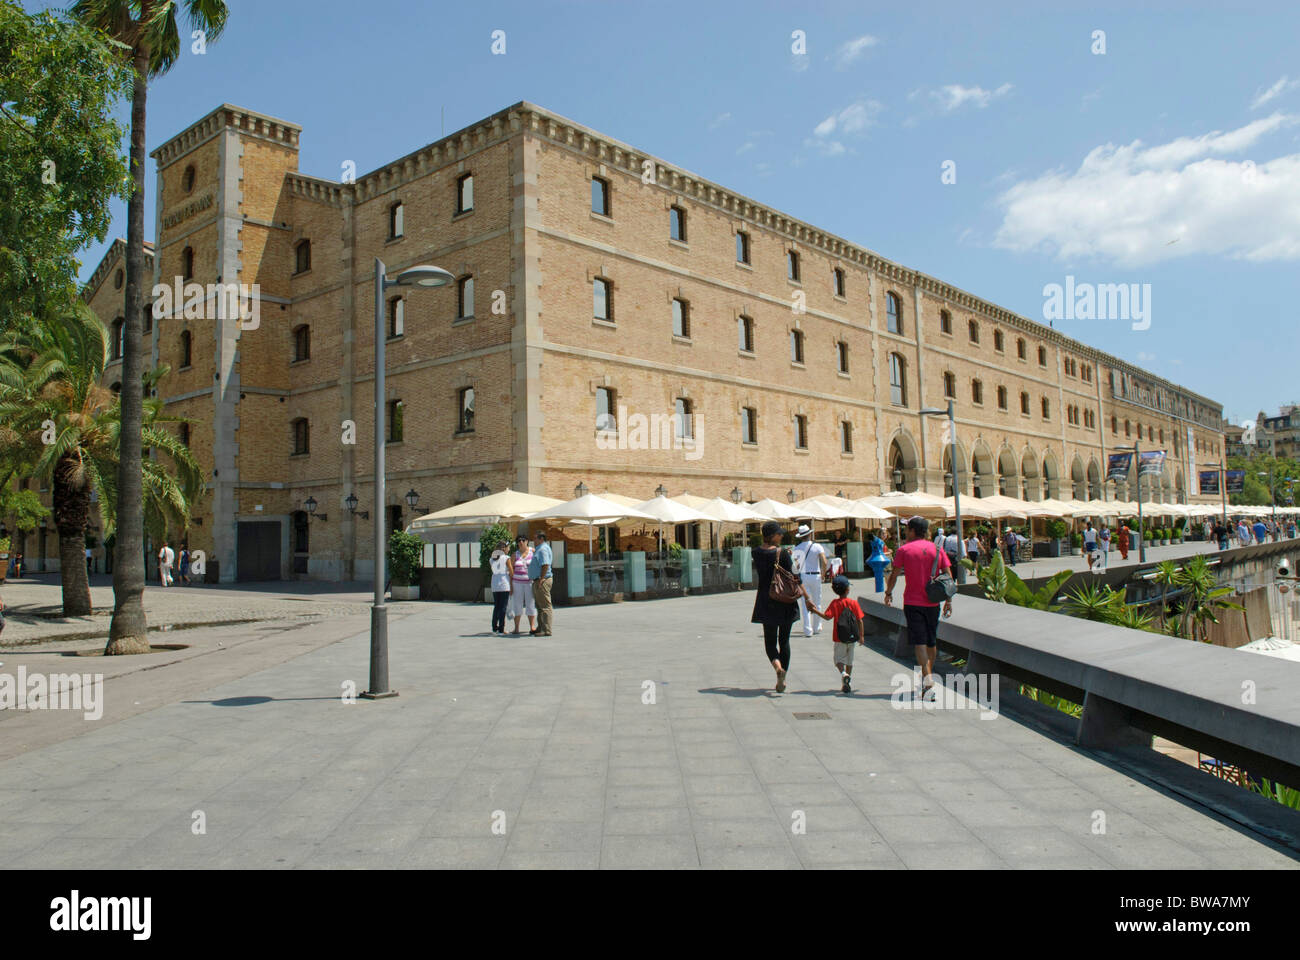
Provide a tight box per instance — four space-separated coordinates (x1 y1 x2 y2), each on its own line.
457 388 475 433
669 206 686 242
837 341 849 374
294 241 310 275
943 372 956 398
1038 346 1047 366
939 310 951 334
457 275 474 319
1021 392 1030 415
1044 398 1052 419
738 315 754 352
787 250 800 282
736 231 750 264
672 298 689 338
591 177 610 216
790 329 804 364
997 386 1008 410
593 278 612 321
841 421 853 454
968 320 979 344
972 380 983 405
388 297 404 338
833 268 846 297
742 407 757 444
675 398 693 439
1017 338 1026 360
994 330 1004 352
596 387 616 432
456 174 474 214
794 414 808 450
389 202 404 238
889 354 906 406
387 399 404 443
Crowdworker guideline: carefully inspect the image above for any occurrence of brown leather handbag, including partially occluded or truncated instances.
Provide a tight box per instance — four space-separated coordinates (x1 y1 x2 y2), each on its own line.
769 549 803 603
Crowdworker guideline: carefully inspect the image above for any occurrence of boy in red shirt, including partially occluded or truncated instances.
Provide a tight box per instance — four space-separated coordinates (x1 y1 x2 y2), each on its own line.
809 575 865 694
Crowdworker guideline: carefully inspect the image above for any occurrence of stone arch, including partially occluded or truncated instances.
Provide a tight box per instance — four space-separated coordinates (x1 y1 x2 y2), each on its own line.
1020 446 1040 500
885 428 921 492
970 439 995 498
1070 455 1086 500
940 439 970 497
997 445 1018 497
1086 458 1102 500
1174 467 1186 504
1041 450 1060 500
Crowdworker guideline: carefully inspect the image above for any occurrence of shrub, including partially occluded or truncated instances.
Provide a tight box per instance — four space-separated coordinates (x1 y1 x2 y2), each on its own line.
1045 519 1069 540
0 536 10 554
1070 532 1082 547
479 522 513 578
388 530 425 586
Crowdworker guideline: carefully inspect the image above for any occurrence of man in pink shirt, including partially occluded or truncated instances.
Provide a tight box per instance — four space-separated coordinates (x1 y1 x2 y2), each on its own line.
883 516 954 699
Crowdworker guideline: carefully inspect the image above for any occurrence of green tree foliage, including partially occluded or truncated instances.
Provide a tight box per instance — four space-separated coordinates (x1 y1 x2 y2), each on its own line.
388 530 424 587
0 3 131 336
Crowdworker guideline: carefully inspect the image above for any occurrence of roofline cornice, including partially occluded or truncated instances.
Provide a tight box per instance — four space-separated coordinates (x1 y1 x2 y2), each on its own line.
150 103 301 168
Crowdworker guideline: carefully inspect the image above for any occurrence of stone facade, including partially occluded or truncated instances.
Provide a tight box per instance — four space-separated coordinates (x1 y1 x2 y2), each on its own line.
64 101 1227 581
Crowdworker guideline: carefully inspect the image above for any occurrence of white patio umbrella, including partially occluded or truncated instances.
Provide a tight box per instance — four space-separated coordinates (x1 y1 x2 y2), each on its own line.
631 495 717 572
671 493 712 509
751 498 800 520
790 497 850 520
845 498 895 521
696 497 774 556
864 490 949 517
971 494 1032 519
1034 498 1091 518
599 491 651 509
524 493 657 559
409 487 564 531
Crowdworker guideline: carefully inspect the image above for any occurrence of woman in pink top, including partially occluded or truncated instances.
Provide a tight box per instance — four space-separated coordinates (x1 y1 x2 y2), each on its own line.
883 516 953 699
510 534 537 634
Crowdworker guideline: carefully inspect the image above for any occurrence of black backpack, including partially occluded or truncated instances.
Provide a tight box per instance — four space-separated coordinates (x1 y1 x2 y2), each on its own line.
836 603 862 645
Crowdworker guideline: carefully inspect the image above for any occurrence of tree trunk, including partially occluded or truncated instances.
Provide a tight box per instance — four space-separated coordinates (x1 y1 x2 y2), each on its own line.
106 49 151 656
53 452 92 617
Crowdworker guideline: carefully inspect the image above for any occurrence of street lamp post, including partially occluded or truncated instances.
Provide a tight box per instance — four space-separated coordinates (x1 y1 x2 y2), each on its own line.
365 259 454 701
921 399 964 582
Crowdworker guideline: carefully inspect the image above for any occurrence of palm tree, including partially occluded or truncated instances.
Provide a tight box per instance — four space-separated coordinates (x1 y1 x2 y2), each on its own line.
0 309 204 618
70 0 228 654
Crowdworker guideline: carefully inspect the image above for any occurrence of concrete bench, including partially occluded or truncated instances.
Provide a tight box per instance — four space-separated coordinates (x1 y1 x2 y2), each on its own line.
860 593 1300 788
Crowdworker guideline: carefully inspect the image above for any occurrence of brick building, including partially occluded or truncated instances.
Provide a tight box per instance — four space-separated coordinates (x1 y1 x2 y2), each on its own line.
66 101 1226 582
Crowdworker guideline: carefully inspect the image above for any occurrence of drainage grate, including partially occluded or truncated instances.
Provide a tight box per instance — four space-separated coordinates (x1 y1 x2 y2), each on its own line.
793 712 832 720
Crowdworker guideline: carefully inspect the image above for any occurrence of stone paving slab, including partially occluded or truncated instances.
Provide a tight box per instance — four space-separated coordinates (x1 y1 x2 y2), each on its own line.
0 587 1297 869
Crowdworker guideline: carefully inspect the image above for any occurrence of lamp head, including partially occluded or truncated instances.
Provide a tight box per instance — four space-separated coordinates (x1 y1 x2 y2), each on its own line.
393 265 455 288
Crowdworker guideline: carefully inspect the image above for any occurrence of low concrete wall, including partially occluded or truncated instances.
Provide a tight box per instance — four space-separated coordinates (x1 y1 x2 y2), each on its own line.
860 593 1300 790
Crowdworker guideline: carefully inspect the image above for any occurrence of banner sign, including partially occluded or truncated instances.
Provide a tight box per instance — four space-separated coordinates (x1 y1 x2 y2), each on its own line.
1225 470 1246 494
1107 452 1132 482
1199 471 1220 495
1138 450 1166 477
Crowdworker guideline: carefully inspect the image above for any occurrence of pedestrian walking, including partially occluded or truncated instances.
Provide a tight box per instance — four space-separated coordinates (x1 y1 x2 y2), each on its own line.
1212 520 1229 550
157 541 174 587
965 531 980 567
529 531 554 637
1098 525 1111 571
807 575 865 694
792 524 827 636
178 544 191 585
1083 522 1099 572
751 520 810 694
1003 527 1020 566
85 546 93 577
489 539 511 634
1118 523 1130 560
1253 518 1268 544
509 534 536 635
884 516 954 700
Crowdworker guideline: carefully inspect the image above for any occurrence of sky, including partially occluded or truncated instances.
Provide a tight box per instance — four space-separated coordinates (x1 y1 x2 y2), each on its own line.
34 0 1300 424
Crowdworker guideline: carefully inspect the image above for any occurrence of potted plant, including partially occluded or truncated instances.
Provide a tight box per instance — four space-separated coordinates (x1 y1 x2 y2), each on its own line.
1043 519 1069 557
389 529 425 600
1161 527 1171 546
0 535 9 583
1070 532 1082 555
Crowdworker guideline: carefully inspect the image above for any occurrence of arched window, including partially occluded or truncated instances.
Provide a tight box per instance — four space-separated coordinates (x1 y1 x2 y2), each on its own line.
111 317 124 360
996 385 1008 410
114 268 123 290
943 371 956 398
110 382 121 394
886 292 902 334
1017 337 1026 360
388 201 404 239
968 319 980 344
888 353 906 406
1038 345 1047 366
291 418 310 455
971 378 983 404
292 325 310 362
182 164 196 193
182 246 194 281
179 423 190 447
388 297 404 338
939 309 951 334
179 330 192 368
294 240 311 275
457 275 474 320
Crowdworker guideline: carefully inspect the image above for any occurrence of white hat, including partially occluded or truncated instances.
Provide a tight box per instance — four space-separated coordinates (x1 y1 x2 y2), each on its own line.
795 524 813 539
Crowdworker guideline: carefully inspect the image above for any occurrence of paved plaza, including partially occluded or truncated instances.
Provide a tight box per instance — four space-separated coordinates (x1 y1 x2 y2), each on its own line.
1 571 1297 869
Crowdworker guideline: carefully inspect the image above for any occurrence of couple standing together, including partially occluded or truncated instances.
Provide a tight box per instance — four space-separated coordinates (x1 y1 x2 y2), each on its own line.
489 533 553 636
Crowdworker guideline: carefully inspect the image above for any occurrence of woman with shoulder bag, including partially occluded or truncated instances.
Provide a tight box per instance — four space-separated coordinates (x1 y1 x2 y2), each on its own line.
752 520 817 693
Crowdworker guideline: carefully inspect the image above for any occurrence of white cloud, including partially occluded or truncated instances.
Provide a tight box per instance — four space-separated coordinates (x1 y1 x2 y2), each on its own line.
709 112 731 130
993 114 1300 266
1251 75 1300 110
931 83 1012 112
807 99 883 157
834 34 879 67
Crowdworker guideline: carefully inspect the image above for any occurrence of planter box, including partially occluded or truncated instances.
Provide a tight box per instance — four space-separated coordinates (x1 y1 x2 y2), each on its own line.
390 584 420 600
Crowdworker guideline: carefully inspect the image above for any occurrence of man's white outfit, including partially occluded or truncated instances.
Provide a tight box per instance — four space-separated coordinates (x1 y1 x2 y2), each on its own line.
793 537 826 636
158 546 174 587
